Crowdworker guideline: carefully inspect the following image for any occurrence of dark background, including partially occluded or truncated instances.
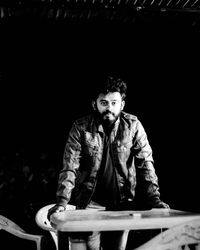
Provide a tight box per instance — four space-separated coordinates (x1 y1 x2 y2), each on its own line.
0 11 199 233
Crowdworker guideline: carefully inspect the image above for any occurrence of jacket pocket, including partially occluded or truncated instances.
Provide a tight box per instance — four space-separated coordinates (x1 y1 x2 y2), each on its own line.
84 132 100 157
116 140 132 162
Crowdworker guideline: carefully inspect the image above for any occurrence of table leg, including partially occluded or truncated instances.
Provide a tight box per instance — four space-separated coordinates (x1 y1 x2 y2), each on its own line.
57 232 70 250
70 240 87 250
57 232 87 250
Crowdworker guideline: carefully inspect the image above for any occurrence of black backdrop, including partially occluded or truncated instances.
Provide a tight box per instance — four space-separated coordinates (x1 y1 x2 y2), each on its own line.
0 17 199 213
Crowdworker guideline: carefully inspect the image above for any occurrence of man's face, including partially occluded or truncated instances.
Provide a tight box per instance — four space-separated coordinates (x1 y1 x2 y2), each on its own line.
94 92 125 124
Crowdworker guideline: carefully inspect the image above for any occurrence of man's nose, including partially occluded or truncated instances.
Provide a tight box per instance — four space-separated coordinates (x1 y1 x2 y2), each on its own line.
106 103 112 111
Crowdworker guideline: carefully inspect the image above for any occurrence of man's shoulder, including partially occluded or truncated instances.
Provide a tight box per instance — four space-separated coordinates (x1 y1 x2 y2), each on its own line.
121 111 138 121
74 114 92 126
121 112 142 131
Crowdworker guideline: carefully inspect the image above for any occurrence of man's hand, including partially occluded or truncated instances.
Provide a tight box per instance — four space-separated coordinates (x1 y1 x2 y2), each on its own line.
47 204 66 221
153 201 170 209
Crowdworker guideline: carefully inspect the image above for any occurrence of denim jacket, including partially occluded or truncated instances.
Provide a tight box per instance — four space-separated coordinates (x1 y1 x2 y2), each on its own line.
56 111 163 209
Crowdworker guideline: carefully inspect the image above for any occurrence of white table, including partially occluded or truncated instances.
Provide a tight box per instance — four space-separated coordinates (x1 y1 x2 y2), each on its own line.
51 208 200 250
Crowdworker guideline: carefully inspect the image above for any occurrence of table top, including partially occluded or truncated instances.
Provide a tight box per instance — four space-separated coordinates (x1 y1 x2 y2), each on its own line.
51 208 200 232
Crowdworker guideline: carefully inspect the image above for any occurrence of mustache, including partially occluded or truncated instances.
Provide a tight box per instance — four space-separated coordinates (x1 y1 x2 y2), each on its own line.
102 110 115 116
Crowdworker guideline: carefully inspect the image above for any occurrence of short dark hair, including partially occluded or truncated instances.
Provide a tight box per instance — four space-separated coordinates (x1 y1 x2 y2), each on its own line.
93 75 127 101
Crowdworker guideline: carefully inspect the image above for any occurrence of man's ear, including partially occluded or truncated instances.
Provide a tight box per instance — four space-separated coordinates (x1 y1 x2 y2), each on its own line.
92 101 96 110
121 100 125 110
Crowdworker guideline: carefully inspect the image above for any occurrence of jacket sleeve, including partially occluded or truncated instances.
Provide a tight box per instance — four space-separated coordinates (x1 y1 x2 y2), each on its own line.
56 122 82 207
134 120 163 207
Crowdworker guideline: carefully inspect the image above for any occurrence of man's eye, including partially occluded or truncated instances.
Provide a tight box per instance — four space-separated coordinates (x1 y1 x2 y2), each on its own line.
101 101 107 106
112 102 116 105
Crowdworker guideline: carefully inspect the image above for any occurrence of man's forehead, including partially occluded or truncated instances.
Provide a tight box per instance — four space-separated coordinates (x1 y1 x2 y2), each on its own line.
97 92 122 100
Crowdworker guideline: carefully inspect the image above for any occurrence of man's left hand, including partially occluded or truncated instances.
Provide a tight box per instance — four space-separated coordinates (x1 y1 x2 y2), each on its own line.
153 201 170 209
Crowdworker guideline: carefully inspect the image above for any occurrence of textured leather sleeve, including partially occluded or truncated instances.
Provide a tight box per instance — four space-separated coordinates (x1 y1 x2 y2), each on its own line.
56 122 82 206
134 120 163 206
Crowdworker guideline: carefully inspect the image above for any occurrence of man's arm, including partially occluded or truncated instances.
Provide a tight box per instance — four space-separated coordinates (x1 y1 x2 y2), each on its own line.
48 122 81 220
56 122 82 207
134 120 169 208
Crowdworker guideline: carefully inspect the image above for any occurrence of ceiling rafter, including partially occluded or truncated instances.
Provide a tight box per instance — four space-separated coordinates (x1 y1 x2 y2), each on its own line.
1 0 200 27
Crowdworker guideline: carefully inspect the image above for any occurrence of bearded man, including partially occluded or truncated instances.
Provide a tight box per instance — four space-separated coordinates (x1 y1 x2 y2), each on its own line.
48 75 169 250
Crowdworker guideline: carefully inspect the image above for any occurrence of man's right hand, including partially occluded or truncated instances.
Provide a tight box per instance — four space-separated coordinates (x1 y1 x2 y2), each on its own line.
47 204 66 221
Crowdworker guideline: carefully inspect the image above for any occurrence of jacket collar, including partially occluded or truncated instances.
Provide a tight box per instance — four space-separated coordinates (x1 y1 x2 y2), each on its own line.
91 115 120 139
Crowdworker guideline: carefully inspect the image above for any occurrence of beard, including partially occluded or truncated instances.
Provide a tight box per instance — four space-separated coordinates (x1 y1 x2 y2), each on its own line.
94 109 121 128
